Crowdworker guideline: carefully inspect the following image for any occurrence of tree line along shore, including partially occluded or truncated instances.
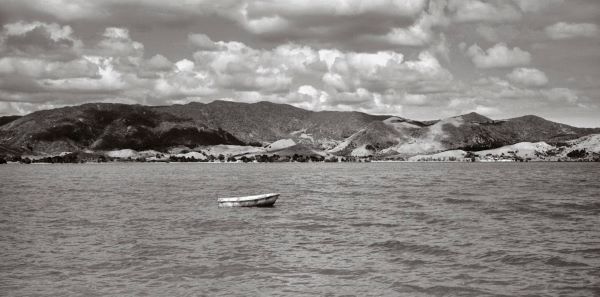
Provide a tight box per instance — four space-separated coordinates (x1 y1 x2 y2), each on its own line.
2 148 598 165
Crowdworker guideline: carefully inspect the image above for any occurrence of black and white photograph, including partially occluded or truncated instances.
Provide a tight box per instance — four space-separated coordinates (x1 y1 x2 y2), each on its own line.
1 0 599 296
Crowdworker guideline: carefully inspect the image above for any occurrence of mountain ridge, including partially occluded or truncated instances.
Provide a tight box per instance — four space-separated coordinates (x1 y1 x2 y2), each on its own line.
1 101 598 157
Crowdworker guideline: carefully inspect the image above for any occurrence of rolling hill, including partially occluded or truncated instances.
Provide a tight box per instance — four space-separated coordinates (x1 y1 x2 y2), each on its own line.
1 101 598 158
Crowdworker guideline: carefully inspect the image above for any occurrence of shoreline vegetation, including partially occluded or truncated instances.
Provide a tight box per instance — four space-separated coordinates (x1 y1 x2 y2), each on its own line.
2 148 598 165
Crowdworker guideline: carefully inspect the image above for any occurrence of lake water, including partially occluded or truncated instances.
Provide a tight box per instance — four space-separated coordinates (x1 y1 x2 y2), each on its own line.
1 162 599 296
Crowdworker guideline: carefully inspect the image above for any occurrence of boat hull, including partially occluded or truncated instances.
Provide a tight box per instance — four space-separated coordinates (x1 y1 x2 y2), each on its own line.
218 193 279 207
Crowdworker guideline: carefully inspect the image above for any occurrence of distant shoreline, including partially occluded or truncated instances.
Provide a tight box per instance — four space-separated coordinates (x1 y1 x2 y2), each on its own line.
2 159 598 165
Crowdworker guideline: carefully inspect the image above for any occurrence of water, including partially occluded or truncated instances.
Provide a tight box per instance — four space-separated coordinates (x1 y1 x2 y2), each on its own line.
1 162 599 296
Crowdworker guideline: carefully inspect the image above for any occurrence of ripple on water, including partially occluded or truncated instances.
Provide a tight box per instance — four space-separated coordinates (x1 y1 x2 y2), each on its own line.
443 197 482 204
1 162 599 296
369 240 455 256
544 256 589 267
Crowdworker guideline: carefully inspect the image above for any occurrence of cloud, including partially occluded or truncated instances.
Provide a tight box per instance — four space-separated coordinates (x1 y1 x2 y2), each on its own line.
243 15 290 34
2 0 426 51
512 0 564 13
3 0 240 22
435 76 586 120
545 22 599 40
475 25 519 42
384 18 433 46
146 54 173 71
0 57 99 79
39 56 126 93
319 49 453 94
285 85 330 111
236 0 433 49
188 33 218 50
96 27 144 57
175 59 195 72
466 43 531 68
0 19 456 117
135 54 173 79
1 21 82 60
0 6 597 127
542 87 579 104
448 0 521 23
153 70 216 99
245 0 426 18
383 0 448 47
192 41 297 92
507 67 548 87
402 93 428 105
429 33 450 61
472 105 500 116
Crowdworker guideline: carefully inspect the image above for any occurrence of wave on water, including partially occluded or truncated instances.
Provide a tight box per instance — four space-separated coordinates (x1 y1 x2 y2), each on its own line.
498 253 589 267
443 197 481 204
544 256 589 267
2 162 600 296
396 283 490 297
350 222 399 228
558 247 600 255
546 202 600 215
369 240 455 256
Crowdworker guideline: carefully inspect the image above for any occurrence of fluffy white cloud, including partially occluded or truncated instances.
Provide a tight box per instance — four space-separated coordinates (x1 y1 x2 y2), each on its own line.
1 20 456 116
0 57 98 79
507 67 548 87
545 22 599 40
3 21 76 41
385 19 433 46
146 54 173 71
466 43 531 68
103 27 129 40
153 70 216 99
322 72 349 91
285 85 330 111
175 59 195 72
0 16 596 124
192 41 296 92
319 49 453 94
96 27 143 58
40 56 126 92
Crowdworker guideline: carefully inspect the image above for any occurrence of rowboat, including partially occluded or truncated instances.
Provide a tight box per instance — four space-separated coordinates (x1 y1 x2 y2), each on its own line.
217 193 279 207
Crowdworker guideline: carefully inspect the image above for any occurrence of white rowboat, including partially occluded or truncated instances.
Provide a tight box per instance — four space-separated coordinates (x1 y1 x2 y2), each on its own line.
217 193 279 207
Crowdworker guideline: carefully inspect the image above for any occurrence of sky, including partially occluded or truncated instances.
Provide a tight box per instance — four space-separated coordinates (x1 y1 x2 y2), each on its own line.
0 0 599 127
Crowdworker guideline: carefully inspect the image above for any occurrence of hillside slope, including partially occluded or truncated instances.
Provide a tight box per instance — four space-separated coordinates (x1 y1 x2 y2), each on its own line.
329 112 599 156
158 100 389 145
0 103 243 154
1 101 598 157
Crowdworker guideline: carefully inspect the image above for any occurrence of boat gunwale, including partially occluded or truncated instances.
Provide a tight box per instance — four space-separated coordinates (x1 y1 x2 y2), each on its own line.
217 193 279 202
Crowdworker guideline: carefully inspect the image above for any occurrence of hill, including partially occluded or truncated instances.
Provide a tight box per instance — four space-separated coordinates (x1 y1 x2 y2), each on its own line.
0 103 243 154
329 112 600 157
0 101 598 157
0 115 21 127
158 100 389 146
